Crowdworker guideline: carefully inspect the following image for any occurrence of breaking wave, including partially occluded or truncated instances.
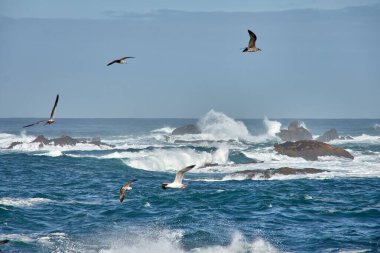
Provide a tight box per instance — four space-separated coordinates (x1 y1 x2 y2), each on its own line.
0 197 52 207
99 229 281 253
123 146 230 172
197 110 251 141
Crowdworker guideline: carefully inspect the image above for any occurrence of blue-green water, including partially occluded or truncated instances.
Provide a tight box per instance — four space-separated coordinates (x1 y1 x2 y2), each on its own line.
1 113 380 252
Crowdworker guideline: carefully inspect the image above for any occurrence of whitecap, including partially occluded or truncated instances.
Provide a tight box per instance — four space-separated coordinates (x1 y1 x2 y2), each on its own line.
0 197 52 207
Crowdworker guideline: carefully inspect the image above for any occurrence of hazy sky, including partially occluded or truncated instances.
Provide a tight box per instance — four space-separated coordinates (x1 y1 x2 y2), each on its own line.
0 1 379 118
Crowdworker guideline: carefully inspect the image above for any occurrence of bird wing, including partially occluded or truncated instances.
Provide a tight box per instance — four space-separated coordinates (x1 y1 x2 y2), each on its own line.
174 165 195 183
50 94 59 119
248 30 257 48
120 57 135 60
23 120 47 128
119 187 126 203
107 60 118 66
119 179 137 203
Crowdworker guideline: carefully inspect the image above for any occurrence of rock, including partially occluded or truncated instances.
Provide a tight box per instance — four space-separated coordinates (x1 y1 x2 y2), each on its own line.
7 141 22 149
339 135 354 140
231 167 328 179
5 135 114 149
172 124 201 135
276 121 312 141
50 135 79 146
316 129 339 142
89 138 115 148
31 135 50 145
274 140 354 161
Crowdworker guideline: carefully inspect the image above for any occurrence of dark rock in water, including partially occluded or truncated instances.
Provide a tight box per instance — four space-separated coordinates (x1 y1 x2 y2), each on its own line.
231 167 328 179
31 135 50 147
339 135 354 140
316 129 339 142
274 140 354 161
7 141 23 149
6 135 115 149
50 135 79 146
172 124 201 135
276 121 312 141
89 138 115 148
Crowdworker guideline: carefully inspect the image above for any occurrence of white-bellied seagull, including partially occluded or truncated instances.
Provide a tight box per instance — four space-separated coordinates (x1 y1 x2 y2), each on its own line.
23 94 59 128
107 57 135 66
242 30 261 53
161 165 196 190
120 179 137 203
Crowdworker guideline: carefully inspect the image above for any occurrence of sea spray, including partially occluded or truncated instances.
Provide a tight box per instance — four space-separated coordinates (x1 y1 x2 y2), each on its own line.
263 116 281 138
197 110 250 141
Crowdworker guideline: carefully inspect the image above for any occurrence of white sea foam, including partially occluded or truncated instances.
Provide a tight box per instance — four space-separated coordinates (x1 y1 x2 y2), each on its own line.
35 150 64 157
99 229 280 253
374 124 380 130
197 110 251 141
122 147 230 172
0 197 52 207
299 121 308 130
151 127 175 134
263 116 281 138
0 233 34 243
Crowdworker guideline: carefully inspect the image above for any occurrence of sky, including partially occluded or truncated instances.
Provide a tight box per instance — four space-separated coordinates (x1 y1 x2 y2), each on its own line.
0 0 380 118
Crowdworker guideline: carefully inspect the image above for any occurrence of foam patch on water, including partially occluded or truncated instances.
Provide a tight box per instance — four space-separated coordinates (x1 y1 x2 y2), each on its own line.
99 229 280 253
35 150 64 157
0 197 52 207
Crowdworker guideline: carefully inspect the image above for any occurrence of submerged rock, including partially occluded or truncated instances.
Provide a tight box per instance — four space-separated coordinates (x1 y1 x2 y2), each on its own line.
316 129 339 142
31 135 50 145
274 140 354 161
231 167 328 179
276 121 312 141
339 135 354 140
6 135 114 149
172 124 201 135
50 135 79 146
7 141 23 149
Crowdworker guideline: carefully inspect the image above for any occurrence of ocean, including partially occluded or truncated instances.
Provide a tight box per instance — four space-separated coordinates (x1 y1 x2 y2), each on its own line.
1 110 379 252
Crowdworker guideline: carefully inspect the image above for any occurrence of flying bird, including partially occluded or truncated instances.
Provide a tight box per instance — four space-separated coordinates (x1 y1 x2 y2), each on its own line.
242 30 261 53
161 165 196 190
107 57 135 66
23 94 59 128
119 179 137 203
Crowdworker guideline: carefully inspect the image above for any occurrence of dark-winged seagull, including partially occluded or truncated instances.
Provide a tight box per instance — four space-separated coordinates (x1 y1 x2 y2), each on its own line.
161 165 196 190
242 30 261 53
120 179 137 203
107 57 135 66
23 94 59 128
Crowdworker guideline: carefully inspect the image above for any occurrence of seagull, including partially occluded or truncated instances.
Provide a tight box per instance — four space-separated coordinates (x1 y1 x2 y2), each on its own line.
119 179 137 203
161 165 196 190
107 57 135 66
23 94 59 128
242 30 261 53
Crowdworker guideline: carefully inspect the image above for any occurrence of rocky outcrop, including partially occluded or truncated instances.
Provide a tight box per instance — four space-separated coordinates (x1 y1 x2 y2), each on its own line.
7 141 23 149
276 121 312 141
274 140 354 161
316 129 339 142
339 136 354 140
7 135 115 149
231 167 328 179
172 124 201 135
